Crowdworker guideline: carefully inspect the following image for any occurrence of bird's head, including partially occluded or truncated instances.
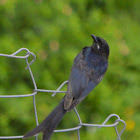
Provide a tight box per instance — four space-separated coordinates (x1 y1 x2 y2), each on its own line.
91 34 109 59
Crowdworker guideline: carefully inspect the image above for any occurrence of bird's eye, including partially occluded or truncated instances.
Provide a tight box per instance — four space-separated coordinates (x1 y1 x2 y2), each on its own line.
101 44 104 47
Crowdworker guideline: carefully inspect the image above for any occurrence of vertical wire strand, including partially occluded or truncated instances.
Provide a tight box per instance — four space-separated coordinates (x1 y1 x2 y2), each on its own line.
74 108 81 140
77 129 80 140
26 58 39 140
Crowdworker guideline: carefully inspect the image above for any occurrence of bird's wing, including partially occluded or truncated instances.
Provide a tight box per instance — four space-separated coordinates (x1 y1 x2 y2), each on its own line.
66 69 98 111
64 52 97 110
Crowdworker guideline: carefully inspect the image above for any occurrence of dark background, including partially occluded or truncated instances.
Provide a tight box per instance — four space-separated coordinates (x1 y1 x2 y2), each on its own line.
0 0 140 139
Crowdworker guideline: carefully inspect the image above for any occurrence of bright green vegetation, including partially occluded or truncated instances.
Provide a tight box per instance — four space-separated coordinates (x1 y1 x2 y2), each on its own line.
0 0 139 139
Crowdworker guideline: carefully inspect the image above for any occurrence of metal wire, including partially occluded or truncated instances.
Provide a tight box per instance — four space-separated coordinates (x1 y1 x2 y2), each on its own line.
0 48 126 140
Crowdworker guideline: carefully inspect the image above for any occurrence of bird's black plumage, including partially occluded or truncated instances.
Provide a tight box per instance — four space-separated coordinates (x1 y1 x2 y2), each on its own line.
23 34 110 140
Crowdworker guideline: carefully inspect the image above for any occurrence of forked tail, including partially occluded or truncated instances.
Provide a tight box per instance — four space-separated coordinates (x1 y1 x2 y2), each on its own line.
23 97 66 140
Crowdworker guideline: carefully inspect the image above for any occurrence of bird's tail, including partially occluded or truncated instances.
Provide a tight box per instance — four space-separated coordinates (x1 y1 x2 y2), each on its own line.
23 97 66 140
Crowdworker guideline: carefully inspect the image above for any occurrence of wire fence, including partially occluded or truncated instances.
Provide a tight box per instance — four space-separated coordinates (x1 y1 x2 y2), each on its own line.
0 48 126 140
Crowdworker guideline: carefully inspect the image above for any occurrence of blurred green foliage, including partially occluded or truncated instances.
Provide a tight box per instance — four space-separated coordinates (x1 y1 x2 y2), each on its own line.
0 0 140 139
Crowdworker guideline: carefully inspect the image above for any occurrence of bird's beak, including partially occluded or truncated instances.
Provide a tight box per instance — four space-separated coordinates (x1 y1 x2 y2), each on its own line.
91 34 98 43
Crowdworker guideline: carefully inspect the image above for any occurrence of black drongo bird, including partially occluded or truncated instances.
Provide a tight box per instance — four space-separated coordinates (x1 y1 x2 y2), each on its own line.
23 34 110 140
